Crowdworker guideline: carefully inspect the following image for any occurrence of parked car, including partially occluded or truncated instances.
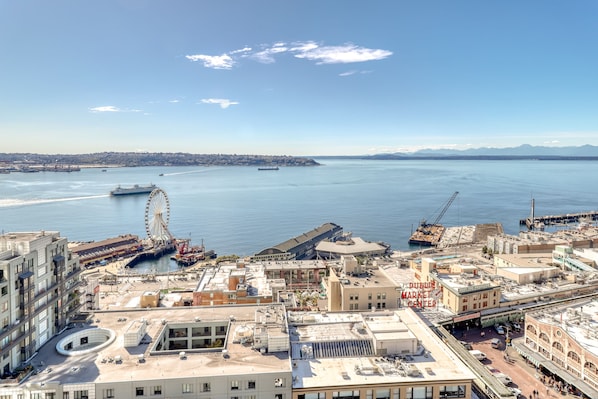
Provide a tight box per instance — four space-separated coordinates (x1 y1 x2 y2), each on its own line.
512 322 521 332
494 324 505 335
491 338 501 348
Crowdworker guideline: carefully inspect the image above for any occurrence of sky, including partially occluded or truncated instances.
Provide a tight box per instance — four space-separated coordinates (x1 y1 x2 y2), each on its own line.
1 1 598 156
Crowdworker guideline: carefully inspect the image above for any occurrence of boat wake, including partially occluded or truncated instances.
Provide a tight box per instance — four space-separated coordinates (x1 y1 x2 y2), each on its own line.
160 168 219 177
0 194 109 208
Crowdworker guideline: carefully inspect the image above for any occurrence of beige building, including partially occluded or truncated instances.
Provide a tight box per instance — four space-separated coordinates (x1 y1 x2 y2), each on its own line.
289 308 475 399
493 253 560 284
515 299 598 398
416 258 502 315
326 256 405 311
0 231 82 377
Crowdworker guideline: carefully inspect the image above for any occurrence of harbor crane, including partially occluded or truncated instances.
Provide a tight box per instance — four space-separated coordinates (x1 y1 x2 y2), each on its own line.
408 191 459 246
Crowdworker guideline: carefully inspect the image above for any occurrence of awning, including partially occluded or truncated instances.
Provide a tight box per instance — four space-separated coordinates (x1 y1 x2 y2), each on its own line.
18 271 34 279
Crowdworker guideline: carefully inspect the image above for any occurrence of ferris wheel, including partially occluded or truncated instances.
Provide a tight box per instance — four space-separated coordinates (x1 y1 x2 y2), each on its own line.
144 188 173 245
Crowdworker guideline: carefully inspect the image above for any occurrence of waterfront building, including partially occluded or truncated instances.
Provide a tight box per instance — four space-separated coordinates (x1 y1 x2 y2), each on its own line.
0 231 82 377
315 234 389 259
514 299 598 398
487 228 598 255
69 234 142 267
289 308 475 399
251 222 343 262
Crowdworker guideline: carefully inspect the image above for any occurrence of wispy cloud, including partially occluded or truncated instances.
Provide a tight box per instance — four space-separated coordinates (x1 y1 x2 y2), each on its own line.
186 40 392 70
185 54 234 70
200 98 239 109
89 105 142 113
89 105 121 113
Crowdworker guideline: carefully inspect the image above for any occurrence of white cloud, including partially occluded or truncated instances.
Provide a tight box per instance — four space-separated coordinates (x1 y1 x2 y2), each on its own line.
200 98 239 109
293 43 392 64
230 46 252 54
169 99 180 103
186 40 391 69
89 105 121 113
185 54 234 70
89 106 143 113
339 70 357 77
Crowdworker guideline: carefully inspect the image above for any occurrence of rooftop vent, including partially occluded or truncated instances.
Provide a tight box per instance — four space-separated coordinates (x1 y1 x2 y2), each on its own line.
138 354 145 363
114 355 122 364
179 351 186 360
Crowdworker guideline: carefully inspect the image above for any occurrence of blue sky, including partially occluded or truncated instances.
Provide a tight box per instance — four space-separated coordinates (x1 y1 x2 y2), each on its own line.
1 1 598 156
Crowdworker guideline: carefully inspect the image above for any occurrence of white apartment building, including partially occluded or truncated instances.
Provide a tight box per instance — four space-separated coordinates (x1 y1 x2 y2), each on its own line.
0 231 82 378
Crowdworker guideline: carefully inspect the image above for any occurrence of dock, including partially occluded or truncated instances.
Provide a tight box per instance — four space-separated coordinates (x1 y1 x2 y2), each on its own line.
520 210 598 229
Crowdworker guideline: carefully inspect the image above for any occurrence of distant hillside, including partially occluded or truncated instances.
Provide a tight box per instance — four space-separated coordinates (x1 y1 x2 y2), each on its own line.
367 144 598 160
0 152 320 167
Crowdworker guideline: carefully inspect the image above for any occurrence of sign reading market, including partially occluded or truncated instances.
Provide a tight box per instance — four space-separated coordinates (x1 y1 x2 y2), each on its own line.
401 281 441 308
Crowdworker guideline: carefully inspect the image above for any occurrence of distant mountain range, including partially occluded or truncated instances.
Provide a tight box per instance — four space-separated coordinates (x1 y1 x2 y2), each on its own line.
364 144 598 160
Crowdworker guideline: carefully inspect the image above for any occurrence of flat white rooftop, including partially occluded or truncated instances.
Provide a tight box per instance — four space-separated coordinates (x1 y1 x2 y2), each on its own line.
289 308 474 389
25 305 290 386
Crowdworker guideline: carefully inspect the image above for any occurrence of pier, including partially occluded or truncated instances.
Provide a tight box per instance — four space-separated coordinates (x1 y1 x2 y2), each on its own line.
519 210 598 229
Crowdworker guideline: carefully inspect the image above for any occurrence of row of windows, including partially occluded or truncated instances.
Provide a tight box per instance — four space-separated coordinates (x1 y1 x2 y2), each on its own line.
349 293 388 301
122 379 285 396
298 385 465 399
348 303 387 311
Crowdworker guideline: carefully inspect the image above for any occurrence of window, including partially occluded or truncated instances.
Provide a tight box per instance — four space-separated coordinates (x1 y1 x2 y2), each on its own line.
368 293 372 300
136 387 144 397
32 394 41 399
248 380 256 389
63 393 69 399
104 389 114 399
182 383 193 394
74 391 88 399
274 378 286 388
1 287 7 296
440 385 465 398
462 305 468 312
368 303 372 309
406 387 432 399
231 380 240 390
274 395 285 399
332 391 359 399
375 389 390 399
299 394 326 399
153 386 162 395
45 394 55 399
202 382 211 392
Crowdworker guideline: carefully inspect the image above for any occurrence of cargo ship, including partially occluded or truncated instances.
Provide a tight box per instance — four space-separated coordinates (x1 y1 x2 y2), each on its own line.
110 184 157 196
258 166 279 171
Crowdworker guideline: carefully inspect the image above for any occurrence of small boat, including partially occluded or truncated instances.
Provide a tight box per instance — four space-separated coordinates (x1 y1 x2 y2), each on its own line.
159 173 164 176
110 184 157 196
257 166 279 171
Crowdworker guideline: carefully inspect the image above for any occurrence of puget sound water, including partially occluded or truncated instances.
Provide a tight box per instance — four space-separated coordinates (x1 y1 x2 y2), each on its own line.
1 158 597 272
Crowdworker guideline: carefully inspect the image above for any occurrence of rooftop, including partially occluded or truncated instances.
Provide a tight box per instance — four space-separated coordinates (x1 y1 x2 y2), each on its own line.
288 308 475 388
24 305 290 386
530 298 598 357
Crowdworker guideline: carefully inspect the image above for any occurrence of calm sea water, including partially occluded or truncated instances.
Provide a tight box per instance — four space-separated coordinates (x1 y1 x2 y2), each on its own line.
1 159 596 271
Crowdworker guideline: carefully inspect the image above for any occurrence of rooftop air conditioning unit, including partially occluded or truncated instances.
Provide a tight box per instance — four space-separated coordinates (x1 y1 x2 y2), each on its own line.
179 352 186 359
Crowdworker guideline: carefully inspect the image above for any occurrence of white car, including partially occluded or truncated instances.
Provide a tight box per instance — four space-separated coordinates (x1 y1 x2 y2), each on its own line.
510 387 522 397
495 324 505 335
